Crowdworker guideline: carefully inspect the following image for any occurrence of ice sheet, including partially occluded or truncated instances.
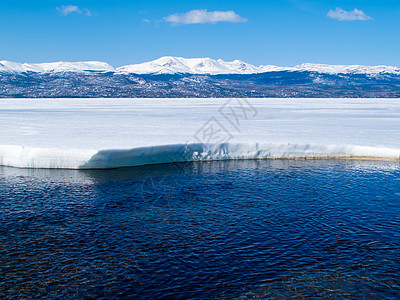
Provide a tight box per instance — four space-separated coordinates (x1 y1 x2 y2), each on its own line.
1 98 399 169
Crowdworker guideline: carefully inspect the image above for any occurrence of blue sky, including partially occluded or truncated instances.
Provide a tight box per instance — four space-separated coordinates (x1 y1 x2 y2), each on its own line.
0 0 399 67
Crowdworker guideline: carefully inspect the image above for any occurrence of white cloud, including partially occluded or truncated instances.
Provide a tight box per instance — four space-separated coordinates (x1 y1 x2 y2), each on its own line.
327 8 372 21
82 8 92 17
57 5 92 16
164 9 247 25
57 5 79 15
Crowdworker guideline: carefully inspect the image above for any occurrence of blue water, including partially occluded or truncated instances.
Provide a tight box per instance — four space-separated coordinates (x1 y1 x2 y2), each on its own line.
1 160 400 299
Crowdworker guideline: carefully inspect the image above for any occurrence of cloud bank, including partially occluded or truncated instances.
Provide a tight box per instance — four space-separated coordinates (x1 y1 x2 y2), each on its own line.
327 8 372 21
57 5 92 16
164 9 247 25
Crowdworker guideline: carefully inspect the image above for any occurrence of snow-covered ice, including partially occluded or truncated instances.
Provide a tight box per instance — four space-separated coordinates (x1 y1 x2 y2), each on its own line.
0 98 400 169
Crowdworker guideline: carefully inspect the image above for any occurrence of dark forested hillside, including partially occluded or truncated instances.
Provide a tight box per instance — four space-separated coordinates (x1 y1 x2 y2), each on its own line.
1 71 400 98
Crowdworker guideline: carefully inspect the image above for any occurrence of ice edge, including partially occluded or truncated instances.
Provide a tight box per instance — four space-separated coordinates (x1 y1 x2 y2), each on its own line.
0 143 399 170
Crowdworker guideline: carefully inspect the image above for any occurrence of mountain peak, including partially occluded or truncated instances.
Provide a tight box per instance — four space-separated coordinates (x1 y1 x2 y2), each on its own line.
116 57 263 75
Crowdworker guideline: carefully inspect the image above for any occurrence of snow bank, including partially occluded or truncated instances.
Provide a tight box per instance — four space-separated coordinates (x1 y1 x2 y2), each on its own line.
0 145 97 169
1 143 399 170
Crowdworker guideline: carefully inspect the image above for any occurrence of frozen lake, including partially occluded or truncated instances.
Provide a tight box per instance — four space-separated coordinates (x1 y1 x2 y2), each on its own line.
1 98 400 168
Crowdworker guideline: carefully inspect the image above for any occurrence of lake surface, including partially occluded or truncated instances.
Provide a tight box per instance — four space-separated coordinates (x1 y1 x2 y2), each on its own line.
1 159 400 299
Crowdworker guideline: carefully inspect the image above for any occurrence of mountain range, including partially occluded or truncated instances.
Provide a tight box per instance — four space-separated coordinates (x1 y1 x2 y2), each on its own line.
1 56 400 98
2 56 400 75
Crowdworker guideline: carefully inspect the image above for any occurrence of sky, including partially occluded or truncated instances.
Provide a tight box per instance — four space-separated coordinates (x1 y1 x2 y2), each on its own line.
0 0 399 67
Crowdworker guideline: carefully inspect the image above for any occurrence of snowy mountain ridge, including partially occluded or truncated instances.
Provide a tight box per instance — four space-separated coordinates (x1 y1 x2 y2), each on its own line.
117 56 262 74
0 61 115 74
1 56 400 75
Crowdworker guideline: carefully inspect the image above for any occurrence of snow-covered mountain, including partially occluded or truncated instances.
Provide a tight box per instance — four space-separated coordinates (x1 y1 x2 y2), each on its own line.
117 57 400 75
117 56 261 75
1 56 400 75
282 63 400 75
0 61 115 73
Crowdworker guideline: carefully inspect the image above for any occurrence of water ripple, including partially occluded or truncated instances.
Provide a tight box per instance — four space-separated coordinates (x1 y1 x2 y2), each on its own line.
0 160 400 299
